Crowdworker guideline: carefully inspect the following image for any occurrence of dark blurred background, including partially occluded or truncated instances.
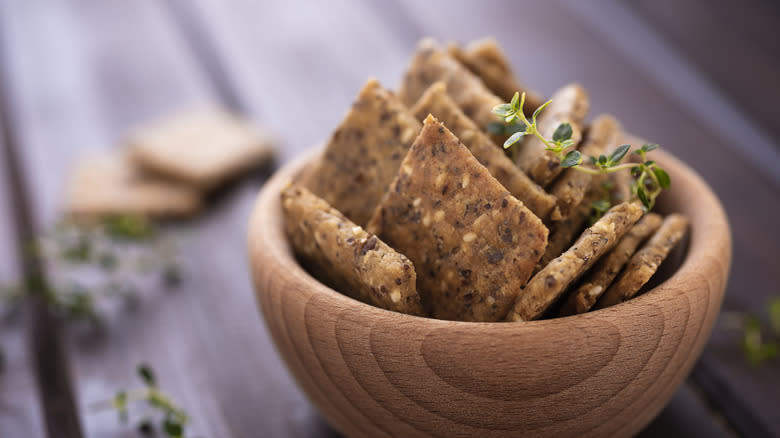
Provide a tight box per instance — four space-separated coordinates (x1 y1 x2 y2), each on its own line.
0 1 778 437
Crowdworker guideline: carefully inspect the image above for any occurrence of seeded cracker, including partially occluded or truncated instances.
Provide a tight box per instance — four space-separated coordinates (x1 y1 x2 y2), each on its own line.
398 39 503 132
447 38 544 113
548 115 620 221
366 115 548 322
65 153 202 220
281 184 424 316
559 213 663 316
514 84 589 187
506 201 643 321
535 189 600 274
302 79 421 226
411 82 556 219
128 107 274 190
595 214 689 309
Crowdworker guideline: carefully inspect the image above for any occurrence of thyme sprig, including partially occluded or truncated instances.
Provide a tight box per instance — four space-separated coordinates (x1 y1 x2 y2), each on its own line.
0 215 181 323
91 364 193 438
722 297 780 365
491 91 670 211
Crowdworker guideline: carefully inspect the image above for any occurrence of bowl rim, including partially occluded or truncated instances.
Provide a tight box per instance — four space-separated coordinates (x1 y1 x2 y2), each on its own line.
248 141 732 328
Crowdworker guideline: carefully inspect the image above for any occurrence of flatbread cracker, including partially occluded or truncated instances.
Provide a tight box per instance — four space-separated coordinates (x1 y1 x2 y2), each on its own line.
548 115 620 221
595 214 689 309
506 201 643 321
535 189 599 274
514 84 589 187
558 213 663 316
411 82 556 219
367 115 548 322
302 78 421 226
281 184 424 316
65 153 202 219
128 107 275 190
398 38 503 132
447 38 544 113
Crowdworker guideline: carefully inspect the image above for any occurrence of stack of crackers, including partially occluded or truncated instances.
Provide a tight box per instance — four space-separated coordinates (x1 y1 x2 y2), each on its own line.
281 38 688 322
66 107 275 220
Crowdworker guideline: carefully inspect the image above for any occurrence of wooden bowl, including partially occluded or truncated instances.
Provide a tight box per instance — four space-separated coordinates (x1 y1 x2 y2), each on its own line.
247 146 730 438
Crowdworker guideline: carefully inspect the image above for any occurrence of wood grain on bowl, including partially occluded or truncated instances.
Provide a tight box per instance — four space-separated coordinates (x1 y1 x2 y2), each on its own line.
248 143 730 438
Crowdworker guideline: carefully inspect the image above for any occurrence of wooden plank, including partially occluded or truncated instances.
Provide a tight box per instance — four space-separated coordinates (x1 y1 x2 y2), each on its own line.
629 0 780 142
0 1 333 437
0 104 47 438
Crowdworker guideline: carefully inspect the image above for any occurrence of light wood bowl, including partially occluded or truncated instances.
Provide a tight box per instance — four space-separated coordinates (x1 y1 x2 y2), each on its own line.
247 145 730 438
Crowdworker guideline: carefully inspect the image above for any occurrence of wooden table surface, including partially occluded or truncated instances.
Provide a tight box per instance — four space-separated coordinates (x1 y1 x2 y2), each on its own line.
0 1 778 437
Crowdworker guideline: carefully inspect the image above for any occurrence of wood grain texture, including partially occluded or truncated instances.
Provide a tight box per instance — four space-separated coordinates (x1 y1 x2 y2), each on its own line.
248 145 731 437
0 108 46 438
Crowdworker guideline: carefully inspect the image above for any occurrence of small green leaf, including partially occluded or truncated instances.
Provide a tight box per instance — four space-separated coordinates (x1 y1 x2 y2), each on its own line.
654 168 671 189
114 391 128 423
552 123 573 142
641 143 659 152
598 155 608 165
636 187 650 209
138 364 156 386
532 99 552 121
505 122 526 136
631 166 642 177
608 144 630 164
769 297 780 335
510 92 520 111
492 104 513 117
504 114 517 124
589 155 598 165
163 416 184 437
561 150 582 168
138 420 154 436
503 131 526 149
486 122 506 135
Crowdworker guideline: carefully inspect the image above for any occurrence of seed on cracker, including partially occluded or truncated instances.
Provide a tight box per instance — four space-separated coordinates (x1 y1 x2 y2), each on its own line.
411 82 556 219
506 201 644 321
302 78 421 226
514 84 590 187
398 38 503 132
367 115 548 322
65 153 202 220
595 214 689 309
447 38 544 113
281 184 424 316
559 213 663 316
548 115 620 221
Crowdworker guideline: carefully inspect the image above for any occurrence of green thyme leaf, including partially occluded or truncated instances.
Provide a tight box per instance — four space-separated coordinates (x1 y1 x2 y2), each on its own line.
532 99 552 122
506 122 526 136
637 187 650 209
552 123 573 142
163 417 184 437
769 297 780 335
561 150 582 168
608 144 630 164
138 420 154 436
510 92 520 111
103 215 155 241
641 143 659 152
492 103 513 117
138 364 156 387
654 168 671 189
503 131 526 149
